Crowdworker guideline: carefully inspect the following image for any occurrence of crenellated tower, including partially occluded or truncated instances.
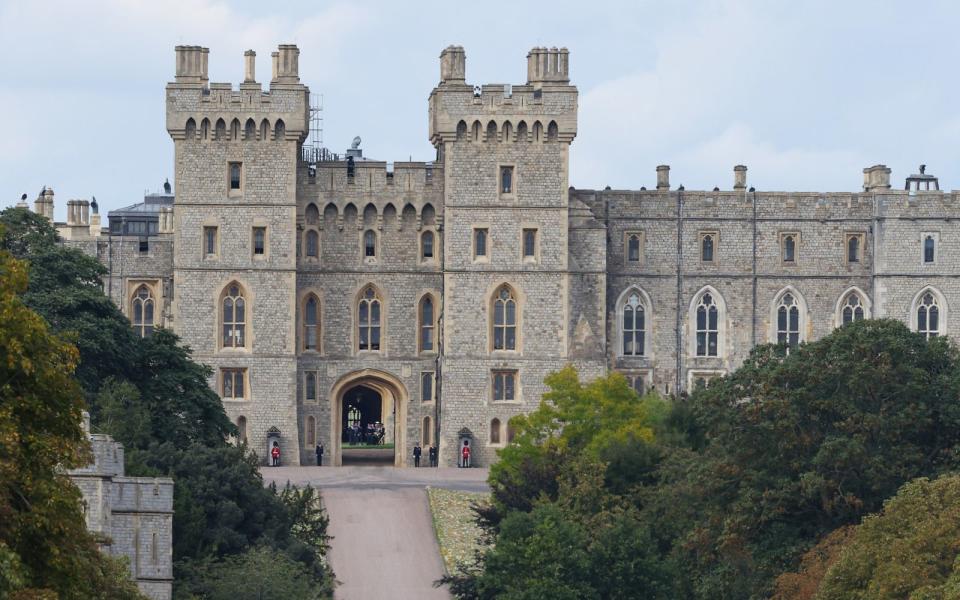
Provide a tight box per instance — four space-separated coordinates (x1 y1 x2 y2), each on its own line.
430 46 598 466
165 45 308 464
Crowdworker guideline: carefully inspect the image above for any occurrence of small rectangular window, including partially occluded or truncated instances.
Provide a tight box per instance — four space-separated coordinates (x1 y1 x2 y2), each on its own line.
846 233 864 264
780 232 799 264
203 226 218 256
624 231 643 264
139 238 149 253
253 227 266 256
500 166 514 195
492 370 517 402
422 231 434 259
221 368 246 400
229 162 242 192
421 371 435 402
699 231 718 264
522 228 537 259
923 233 937 264
474 228 488 259
305 371 317 403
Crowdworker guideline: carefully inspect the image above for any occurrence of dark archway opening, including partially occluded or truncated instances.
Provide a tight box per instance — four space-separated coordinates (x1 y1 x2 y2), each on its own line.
341 384 393 466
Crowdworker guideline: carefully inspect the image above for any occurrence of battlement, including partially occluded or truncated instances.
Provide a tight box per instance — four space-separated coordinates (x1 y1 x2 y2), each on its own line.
166 44 309 143
429 45 577 147
573 163 960 221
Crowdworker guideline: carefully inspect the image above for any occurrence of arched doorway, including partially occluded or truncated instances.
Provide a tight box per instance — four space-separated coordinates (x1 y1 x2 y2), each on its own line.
329 369 408 467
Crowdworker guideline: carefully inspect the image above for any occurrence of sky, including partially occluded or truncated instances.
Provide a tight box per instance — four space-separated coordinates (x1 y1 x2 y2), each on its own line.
1 0 958 221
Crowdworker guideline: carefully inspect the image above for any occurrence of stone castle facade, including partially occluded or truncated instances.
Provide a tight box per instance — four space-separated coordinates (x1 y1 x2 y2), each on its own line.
69 414 173 600
36 43 960 467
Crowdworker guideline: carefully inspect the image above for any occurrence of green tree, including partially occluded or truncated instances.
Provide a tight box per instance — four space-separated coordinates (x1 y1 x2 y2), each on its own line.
0 207 139 406
648 319 960 598
817 474 960 600
181 545 331 600
0 235 144 599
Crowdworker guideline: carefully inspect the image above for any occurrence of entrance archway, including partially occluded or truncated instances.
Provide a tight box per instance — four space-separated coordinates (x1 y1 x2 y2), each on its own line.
329 369 408 467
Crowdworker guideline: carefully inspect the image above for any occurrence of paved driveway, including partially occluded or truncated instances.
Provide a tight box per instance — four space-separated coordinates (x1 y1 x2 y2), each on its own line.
262 466 489 600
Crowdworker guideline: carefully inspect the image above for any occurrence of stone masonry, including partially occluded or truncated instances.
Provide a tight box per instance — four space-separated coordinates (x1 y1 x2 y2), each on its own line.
69 414 174 600
42 43 960 468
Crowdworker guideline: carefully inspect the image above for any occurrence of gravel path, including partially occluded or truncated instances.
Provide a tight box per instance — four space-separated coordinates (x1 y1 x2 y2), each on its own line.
323 487 449 600
261 466 490 599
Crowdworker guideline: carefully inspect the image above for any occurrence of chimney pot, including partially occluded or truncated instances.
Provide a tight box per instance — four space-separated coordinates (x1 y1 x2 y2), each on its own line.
656 165 670 190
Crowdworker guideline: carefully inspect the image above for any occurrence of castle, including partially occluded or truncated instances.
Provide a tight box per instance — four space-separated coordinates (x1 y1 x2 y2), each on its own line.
31 43 960 467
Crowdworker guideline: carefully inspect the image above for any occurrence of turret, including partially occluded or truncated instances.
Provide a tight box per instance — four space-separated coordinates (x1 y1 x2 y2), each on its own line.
863 164 892 192
429 46 578 147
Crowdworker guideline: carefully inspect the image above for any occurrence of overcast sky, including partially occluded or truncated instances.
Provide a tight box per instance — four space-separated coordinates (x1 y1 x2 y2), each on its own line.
1 0 958 220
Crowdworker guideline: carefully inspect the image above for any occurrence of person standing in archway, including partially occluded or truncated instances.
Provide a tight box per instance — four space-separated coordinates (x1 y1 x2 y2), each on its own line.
316 442 324 466
429 445 437 467
413 442 422 467
461 441 471 468
271 442 281 467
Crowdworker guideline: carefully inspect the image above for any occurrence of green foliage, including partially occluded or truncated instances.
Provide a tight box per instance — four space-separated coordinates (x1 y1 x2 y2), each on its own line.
178 545 332 600
0 234 145 598
817 474 960 600
0 208 332 595
651 319 960 598
0 208 139 405
457 320 960 600
488 367 664 519
448 369 675 598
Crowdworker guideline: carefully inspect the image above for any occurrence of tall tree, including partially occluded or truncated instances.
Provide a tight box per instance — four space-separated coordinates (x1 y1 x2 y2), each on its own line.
0 234 143 599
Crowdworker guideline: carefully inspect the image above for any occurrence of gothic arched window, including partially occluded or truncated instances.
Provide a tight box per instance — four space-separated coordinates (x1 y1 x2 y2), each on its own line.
303 294 320 351
492 285 518 351
777 293 801 347
621 291 646 356
419 295 435 353
841 292 865 325
131 285 155 338
221 284 246 348
695 292 719 357
358 286 382 351
916 291 941 339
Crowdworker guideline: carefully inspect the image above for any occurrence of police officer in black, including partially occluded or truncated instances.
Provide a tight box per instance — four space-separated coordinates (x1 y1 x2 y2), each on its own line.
315 443 324 466
413 443 422 467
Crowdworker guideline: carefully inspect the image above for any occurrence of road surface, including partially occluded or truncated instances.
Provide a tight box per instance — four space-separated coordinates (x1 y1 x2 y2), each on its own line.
262 466 489 600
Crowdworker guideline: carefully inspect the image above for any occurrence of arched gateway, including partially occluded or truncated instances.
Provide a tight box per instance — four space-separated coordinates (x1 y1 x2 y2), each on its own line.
329 369 409 467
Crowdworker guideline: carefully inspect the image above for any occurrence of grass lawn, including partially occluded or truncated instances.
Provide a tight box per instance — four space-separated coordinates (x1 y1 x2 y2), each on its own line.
342 443 395 450
427 487 490 575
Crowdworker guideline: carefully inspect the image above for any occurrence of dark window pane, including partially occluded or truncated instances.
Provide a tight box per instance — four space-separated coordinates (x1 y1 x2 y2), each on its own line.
494 329 504 350
506 301 516 325
697 332 706 356
505 374 515 400
628 236 640 262
778 306 787 331
494 301 504 326
708 332 718 356
523 230 535 257
697 307 706 330
708 306 717 329
235 372 244 398
918 307 927 332
789 307 799 331
925 237 935 263
371 301 380 325
475 230 486 256
423 232 434 258
505 326 516 350
494 374 503 400
223 372 233 397
371 327 380 350
929 306 939 332
359 301 368 326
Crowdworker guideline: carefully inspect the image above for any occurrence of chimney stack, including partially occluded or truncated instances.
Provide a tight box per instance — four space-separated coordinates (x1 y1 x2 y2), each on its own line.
656 165 671 190
526 47 570 85
862 164 891 192
34 187 54 220
174 45 209 84
439 45 466 84
734 165 747 190
243 50 256 83
274 45 300 84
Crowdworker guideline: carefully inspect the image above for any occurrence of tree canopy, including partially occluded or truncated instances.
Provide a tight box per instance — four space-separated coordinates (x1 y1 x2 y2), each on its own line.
0 231 144 598
453 320 960 600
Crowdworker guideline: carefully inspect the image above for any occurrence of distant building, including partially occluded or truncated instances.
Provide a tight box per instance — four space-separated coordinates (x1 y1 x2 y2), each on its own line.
69 414 173 600
32 43 960 469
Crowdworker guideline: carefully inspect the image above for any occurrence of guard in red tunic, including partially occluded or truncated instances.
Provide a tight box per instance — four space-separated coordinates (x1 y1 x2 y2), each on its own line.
461 441 471 468
271 442 281 466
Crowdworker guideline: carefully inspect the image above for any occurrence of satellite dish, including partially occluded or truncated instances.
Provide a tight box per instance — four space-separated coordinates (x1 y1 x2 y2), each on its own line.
351 136 362 149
